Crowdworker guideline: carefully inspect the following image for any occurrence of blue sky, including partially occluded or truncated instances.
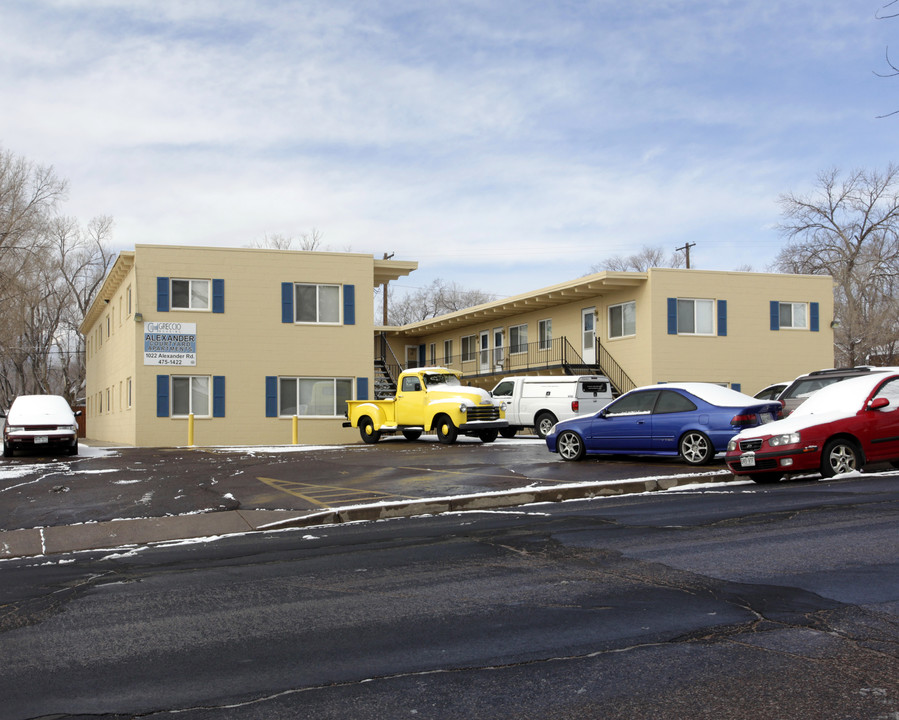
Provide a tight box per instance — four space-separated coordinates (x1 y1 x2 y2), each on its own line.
1 1 896 299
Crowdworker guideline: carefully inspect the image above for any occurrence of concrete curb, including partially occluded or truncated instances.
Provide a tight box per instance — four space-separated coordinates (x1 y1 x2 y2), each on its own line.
0 473 736 560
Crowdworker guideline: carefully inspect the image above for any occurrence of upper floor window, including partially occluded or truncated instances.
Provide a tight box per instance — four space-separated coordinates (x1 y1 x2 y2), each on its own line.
510 324 528 353
609 301 636 339
295 283 340 324
778 302 807 329
172 279 210 311
676 298 714 335
538 319 552 351
461 335 476 362
444 339 453 364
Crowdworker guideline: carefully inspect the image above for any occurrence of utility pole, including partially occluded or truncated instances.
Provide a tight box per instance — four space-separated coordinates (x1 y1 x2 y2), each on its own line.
382 252 394 325
676 242 696 269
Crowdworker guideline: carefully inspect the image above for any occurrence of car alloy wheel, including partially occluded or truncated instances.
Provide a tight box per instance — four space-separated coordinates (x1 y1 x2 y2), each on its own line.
679 431 713 465
557 430 585 461
821 439 861 477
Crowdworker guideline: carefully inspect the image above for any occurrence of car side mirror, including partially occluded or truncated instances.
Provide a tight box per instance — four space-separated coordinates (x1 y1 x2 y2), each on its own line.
868 397 890 410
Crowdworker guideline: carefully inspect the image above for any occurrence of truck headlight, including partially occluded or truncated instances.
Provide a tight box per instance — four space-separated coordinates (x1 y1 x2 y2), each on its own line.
769 432 800 446
459 404 468 413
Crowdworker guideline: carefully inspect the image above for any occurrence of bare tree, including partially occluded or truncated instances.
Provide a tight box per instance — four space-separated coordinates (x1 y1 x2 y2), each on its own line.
876 1 899 117
0 147 112 407
247 227 325 251
386 279 497 325
774 165 899 367
591 245 686 273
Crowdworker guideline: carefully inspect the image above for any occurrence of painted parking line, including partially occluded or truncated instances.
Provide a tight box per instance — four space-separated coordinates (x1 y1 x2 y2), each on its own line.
257 477 418 508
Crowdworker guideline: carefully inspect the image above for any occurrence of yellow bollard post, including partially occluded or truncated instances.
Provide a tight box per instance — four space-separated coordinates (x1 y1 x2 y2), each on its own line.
188 413 195 447
292 414 299 445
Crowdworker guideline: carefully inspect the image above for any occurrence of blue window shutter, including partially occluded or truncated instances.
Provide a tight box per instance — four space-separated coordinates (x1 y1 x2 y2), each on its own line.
281 283 293 323
770 301 780 331
418 344 426 366
157 277 170 312
156 375 169 417
667 298 677 335
717 300 727 336
810 302 819 332
212 279 225 314
265 376 278 417
213 376 225 417
732 383 741 392
357 377 369 401
343 284 356 325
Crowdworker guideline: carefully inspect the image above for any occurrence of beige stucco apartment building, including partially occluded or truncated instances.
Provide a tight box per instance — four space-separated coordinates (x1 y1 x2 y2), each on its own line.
80 245 416 447
81 246 835 447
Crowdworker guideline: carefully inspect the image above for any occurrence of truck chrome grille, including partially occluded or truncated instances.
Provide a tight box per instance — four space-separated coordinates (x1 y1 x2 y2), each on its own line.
467 406 501 422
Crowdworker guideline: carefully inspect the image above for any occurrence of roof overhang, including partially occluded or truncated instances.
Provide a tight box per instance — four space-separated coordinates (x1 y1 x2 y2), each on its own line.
79 251 135 334
389 271 647 337
374 259 418 286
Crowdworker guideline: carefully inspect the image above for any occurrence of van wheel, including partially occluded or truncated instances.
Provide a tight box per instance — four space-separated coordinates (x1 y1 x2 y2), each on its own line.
500 427 517 439
535 412 558 439
359 417 381 444
435 415 458 444
402 429 422 441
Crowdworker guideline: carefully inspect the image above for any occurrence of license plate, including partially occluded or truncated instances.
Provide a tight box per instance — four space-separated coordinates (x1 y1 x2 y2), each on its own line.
34 436 48 444
740 453 756 467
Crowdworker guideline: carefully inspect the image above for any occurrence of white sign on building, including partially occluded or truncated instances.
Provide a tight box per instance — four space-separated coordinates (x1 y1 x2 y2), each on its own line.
144 322 197 366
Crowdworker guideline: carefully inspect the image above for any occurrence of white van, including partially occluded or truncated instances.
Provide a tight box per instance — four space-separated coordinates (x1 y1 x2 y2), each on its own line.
490 375 615 438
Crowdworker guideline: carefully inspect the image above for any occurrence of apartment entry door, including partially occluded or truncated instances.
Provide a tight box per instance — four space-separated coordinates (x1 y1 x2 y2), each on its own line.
479 330 490 373
582 308 596 364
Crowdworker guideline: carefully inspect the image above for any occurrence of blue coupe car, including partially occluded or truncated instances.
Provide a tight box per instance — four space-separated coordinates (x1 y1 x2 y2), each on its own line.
545 383 782 465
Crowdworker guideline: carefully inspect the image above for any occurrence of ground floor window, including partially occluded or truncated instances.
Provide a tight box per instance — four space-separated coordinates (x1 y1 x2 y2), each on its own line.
279 377 352 417
172 376 210 417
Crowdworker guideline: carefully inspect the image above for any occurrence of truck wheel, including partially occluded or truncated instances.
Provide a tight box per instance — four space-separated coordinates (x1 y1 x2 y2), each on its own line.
478 430 498 443
435 415 458 444
359 417 381 444
535 412 557 439
500 427 517 439
402 429 422 441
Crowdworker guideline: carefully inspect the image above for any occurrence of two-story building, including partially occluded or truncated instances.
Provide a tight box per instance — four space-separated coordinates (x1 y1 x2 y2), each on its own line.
80 246 834 447
80 244 416 447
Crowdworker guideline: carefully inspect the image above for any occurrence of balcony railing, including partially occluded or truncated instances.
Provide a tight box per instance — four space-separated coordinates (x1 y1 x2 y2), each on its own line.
376 334 637 395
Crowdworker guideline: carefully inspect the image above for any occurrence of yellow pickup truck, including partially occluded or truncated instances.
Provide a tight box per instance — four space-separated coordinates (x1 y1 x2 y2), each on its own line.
344 367 508 444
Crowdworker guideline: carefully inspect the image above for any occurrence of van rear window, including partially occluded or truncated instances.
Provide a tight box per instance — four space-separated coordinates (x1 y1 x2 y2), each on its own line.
580 381 608 394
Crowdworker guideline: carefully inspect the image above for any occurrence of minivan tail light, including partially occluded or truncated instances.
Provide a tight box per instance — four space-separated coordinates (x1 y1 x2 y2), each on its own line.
571 400 579 412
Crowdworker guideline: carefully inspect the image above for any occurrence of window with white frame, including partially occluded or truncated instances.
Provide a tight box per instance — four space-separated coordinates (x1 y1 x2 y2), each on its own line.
171 279 210 311
779 302 807 329
461 335 476 362
676 298 714 335
538 319 552 350
278 377 352 417
172 376 210 417
609 301 636 338
444 339 453 364
429 343 436 365
295 283 340 324
510 324 528 353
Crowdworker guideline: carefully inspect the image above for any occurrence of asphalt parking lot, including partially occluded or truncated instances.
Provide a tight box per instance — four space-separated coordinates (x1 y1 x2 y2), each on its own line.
0 435 739 557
